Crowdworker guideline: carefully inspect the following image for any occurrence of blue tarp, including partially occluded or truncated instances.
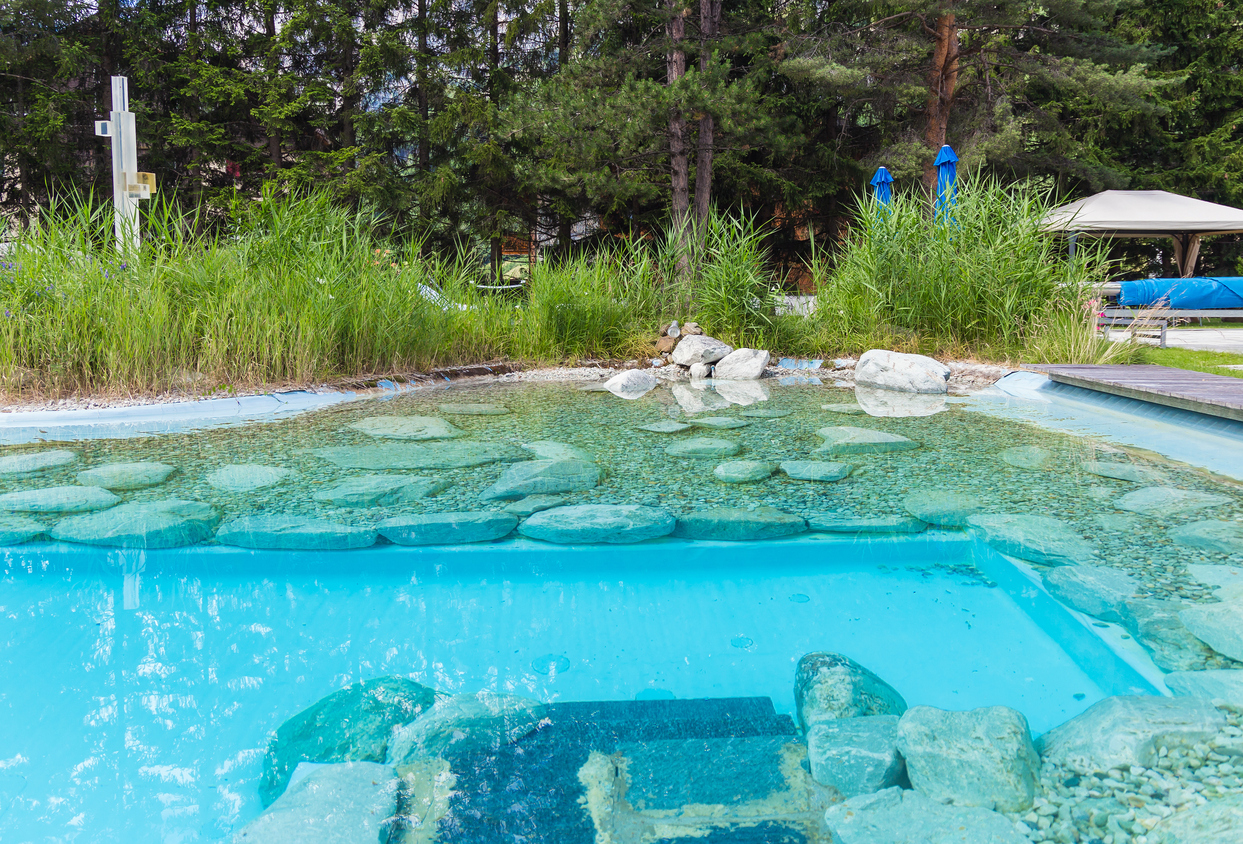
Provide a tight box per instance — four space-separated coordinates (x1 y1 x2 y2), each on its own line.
1117 277 1243 309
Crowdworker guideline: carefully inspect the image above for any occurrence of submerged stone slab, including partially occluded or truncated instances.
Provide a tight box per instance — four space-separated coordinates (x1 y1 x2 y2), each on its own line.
904 490 984 527
238 761 399 842
824 787 1027 844
821 403 865 415
51 500 219 549
1148 792 1243 844
438 403 510 415
807 515 927 534
1166 669 1243 708
1181 599 1243 662
1000 445 1054 471
815 426 918 456
807 715 905 797
260 676 436 806
377 512 518 545
0 485 119 514
216 515 376 551
502 494 567 516
738 406 790 419
312 474 448 507
313 442 526 470
0 515 45 545
1188 563 1243 591
967 513 1096 565
1171 520 1243 555
1121 598 1218 672
347 415 463 440
688 416 749 430
780 460 852 483
713 460 777 484
1037 695 1225 770
518 504 676 544
637 420 693 433
1042 565 1138 623
77 461 175 491
387 691 545 764
896 704 1040 812
795 652 907 730
206 464 294 493
520 440 595 462
480 459 600 501
1082 460 1166 483
665 437 741 459
0 449 78 475
673 506 805 541
1115 486 1230 517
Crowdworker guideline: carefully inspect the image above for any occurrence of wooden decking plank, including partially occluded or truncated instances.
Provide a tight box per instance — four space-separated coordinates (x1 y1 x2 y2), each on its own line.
1022 364 1243 423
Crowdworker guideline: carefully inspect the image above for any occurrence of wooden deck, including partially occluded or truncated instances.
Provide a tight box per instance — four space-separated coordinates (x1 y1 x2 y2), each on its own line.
1023 364 1243 423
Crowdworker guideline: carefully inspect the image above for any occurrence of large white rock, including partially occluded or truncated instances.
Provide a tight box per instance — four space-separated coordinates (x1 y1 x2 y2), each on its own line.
824 787 1027 844
1181 598 1243 662
1042 565 1138 622
853 385 946 417
854 350 951 394
671 335 733 366
231 761 399 843
711 348 770 380
1166 669 1243 708
896 705 1040 812
602 369 658 399
1036 695 1225 770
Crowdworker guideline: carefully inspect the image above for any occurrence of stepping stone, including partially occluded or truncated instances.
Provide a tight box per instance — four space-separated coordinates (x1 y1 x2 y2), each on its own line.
826 787 1027 844
807 515 926 534
521 441 595 462
480 459 600 500
1170 520 1243 555
967 513 1096 565
503 494 567 516
1121 597 1218 672
821 403 865 415
815 426 918 456
739 407 791 418
638 420 693 433
77 461 175 491
517 504 676 544
713 461 777 484
378 512 518 545
51 500 219 549
312 475 449 507
0 449 78 475
1165 669 1243 708
347 415 463 440
1115 486 1231 517
206 464 295 493
780 460 851 482
688 416 749 430
1042 565 1137 622
313 442 526 470
0 485 119 514
216 515 377 550
0 514 45 545
438 403 509 415
999 446 1053 471
1187 563 1243 592
1082 460 1166 483
1036 695 1224 770
238 762 399 841
673 507 806 541
1181 599 1243 662
903 490 983 527
666 437 740 459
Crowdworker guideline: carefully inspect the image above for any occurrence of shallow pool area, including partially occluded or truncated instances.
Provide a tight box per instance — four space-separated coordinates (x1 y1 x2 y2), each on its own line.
2 374 1243 843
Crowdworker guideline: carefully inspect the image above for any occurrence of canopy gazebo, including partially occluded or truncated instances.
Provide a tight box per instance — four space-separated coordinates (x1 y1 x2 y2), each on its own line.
1042 189 1243 277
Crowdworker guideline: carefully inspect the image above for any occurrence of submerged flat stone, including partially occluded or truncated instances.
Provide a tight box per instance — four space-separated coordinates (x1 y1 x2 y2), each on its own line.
0 485 119 514
0 449 78 475
815 426 918 456
738 407 791 418
347 415 463 440
77 461 175 491
438 403 510 416
968 513 1096 565
1082 460 1166 483
1148 792 1243 844
1181 599 1243 662
502 494 567 516
673 506 806 541
665 437 740 459
821 403 865 415
1042 565 1138 623
520 441 595 462
313 442 526 470
216 515 377 550
387 691 545 763
780 460 852 482
480 459 600 500
1116 487 1231 517
904 490 984 527
518 504 676 544
312 475 449 507
808 515 927 534
240 761 400 842
1166 670 1243 708
0 514 45 545
1170 520 1243 555
713 460 777 484
825 786 1027 844
637 420 693 433
688 416 749 430
378 512 518 545
1000 446 1054 471
51 500 219 549
206 464 294 493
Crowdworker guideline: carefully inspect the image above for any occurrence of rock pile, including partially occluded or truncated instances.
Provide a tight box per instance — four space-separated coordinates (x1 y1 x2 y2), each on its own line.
647 321 772 381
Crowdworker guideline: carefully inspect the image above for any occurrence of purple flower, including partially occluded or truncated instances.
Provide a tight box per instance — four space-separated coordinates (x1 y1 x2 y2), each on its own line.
4 310 10 317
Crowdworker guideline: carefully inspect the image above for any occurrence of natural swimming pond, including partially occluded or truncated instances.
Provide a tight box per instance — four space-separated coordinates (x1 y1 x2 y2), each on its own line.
2 376 1242 843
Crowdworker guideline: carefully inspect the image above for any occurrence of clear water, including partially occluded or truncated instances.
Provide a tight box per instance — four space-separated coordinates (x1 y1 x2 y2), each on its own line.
0 378 1236 841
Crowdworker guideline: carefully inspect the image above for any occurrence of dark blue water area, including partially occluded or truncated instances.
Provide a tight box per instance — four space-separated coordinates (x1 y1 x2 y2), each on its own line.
0 533 1149 842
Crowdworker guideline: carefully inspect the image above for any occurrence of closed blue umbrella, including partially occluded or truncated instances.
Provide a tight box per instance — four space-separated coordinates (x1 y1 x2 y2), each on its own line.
869 166 894 206
934 145 958 219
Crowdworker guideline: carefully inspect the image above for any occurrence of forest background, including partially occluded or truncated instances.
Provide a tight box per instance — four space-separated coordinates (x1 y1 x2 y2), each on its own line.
3 0 1243 280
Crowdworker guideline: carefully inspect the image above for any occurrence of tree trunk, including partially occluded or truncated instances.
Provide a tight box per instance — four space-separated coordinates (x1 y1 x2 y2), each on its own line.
558 0 573 252
488 0 501 282
692 0 721 226
922 10 959 191
417 0 429 170
666 0 690 239
265 6 281 169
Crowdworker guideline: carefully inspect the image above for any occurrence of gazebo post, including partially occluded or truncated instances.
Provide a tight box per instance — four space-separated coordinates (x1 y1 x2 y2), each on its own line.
1172 233 1202 278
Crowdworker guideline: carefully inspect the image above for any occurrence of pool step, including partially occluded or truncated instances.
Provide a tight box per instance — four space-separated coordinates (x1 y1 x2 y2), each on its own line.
428 696 828 844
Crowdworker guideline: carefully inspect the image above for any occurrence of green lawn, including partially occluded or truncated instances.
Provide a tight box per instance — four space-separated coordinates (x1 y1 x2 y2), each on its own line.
1137 346 1243 378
